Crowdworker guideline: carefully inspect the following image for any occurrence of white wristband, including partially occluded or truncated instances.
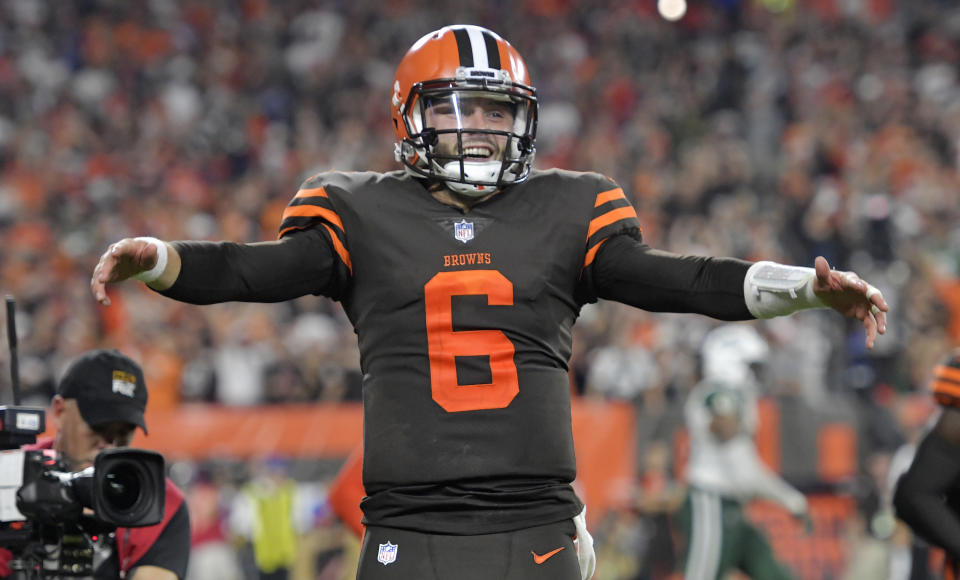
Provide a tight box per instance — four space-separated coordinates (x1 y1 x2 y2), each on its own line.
131 237 169 284
743 261 827 319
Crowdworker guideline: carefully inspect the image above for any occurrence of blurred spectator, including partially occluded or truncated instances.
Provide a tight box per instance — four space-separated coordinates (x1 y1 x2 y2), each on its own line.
631 440 684 579
585 311 661 404
1 1 959 578
185 466 244 580
230 456 311 580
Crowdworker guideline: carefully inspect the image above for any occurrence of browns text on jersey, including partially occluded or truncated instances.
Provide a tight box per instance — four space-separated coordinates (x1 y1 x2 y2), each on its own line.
443 252 492 267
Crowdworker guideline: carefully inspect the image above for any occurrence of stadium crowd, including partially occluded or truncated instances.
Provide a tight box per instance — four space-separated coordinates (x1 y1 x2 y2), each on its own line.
1 0 959 578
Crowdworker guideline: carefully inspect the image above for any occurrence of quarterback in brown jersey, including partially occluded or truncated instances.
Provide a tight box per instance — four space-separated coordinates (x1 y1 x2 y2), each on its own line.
894 350 960 579
92 25 888 580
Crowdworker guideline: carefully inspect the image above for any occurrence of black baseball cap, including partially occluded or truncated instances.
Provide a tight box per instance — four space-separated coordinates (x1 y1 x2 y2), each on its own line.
57 349 148 434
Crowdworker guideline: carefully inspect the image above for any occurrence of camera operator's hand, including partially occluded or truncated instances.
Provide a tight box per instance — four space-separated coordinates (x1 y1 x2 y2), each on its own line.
0 546 13 577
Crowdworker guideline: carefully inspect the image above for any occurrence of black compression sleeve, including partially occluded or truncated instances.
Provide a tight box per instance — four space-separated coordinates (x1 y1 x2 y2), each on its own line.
159 228 337 304
593 235 754 320
893 427 960 560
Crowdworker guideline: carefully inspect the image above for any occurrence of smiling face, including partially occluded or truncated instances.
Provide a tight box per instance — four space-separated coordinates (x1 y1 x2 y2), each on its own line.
423 93 516 163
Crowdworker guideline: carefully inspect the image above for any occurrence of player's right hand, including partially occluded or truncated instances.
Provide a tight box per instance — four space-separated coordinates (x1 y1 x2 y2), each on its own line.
90 238 160 306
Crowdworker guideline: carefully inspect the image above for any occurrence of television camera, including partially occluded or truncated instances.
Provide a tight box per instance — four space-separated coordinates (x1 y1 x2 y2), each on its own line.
0 298 166 578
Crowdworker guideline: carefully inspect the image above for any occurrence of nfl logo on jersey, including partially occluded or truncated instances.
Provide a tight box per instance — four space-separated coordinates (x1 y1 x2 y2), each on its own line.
454 219 474 243
378 541 398 565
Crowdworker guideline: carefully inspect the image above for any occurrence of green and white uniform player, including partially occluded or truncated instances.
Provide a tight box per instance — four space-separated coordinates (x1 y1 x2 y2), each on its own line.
678 325 809 580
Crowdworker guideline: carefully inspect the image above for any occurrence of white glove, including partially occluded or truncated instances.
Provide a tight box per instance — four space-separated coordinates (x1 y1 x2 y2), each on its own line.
573 506 596 580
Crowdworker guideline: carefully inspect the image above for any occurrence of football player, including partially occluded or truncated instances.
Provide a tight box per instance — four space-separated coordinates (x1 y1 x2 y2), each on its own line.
91 25 887 580
679 325 809 580
893 349 960 578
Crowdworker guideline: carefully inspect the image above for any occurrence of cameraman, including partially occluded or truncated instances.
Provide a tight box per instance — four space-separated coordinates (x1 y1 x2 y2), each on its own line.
0 349 190 579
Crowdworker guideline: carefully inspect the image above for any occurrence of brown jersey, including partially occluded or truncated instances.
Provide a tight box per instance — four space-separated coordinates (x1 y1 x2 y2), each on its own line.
277 169 640 533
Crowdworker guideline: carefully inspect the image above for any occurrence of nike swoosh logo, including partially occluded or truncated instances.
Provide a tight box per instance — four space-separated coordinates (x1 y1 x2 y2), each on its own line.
531 547 565 564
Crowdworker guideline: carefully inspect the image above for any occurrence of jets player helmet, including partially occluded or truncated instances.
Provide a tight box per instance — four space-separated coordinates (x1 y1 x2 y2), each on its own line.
700 324 770 388
391 25 538 197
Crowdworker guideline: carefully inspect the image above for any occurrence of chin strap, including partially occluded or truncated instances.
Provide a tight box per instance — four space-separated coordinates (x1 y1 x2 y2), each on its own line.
440 161 507 197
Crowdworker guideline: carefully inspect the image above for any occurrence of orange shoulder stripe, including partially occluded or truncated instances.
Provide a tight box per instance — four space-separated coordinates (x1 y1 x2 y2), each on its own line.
582 238 609 270
295 186 328 199
323 223 352 274
594 187 626 207
934 365 960 384
280 204 344 232
587 206 638 239
933 380 960 400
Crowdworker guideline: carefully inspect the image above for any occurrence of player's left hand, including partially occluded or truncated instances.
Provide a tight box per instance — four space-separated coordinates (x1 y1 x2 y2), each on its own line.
573 506 596 580
812 256 889 350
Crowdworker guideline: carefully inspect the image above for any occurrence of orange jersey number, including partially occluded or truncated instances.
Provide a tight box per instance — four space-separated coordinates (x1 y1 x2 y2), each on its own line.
424 270 519 412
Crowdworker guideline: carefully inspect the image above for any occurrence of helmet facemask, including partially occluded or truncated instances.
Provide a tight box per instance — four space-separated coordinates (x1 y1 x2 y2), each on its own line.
395 68 537 197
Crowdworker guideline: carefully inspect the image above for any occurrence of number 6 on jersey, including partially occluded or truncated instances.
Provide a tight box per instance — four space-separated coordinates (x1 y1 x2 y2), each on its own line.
424 270 520 412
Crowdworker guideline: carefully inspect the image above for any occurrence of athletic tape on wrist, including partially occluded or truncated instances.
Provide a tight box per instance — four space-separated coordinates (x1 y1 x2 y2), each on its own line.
131 237 169 284
743 261 827 319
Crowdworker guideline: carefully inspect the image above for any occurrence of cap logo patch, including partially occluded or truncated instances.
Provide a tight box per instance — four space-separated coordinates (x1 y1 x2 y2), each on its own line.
112 370 137 397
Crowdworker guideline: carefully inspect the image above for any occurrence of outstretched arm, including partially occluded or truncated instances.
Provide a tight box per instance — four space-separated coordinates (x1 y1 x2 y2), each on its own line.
91 229 339 306
594 236 889 349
